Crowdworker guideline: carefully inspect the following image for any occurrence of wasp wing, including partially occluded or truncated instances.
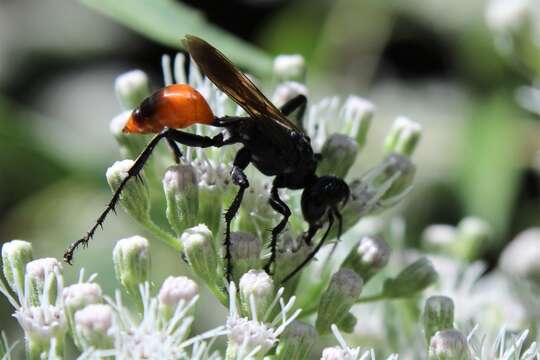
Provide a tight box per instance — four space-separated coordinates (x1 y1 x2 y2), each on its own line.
184 35 303 134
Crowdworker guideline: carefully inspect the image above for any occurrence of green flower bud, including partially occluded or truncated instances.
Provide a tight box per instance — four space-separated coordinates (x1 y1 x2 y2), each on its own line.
230 232 262 283
2 239 33 295
192 158 224 235
499 228 540 284
454 217 492 261
341 96 375 149
273 54 306 82
180 224 219 286
423 296 455 345
368 153 416 206
26 258 63 306
106 160 151 223
113 236 150 296
239 270 274 320
110 111 149 160
163 164 199 236
274 231 311 286
382 258 438 299
114 70 151 110
316 268 363 334
158 276 199 322
342 235 390 282
384 116 422 157
429 329 470 360
275 320 317 360
336 312 357 333
317 134 359 178
74 304 114 350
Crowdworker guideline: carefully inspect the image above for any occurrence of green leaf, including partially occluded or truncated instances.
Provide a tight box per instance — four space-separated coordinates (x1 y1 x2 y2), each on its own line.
79 0 273 76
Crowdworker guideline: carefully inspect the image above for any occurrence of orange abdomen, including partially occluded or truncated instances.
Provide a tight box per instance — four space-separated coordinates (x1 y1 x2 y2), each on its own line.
123 84 215 133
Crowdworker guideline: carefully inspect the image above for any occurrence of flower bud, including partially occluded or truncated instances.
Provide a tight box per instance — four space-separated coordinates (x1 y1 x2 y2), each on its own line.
74 304 114 349
106 160 151 223
454 217 492 261
63 283 103 313
193 159 224 235
273 54 306 82
114 70 151 110
158 276 199 321
429 329 470 360
423 296 455 344
272 81 308 108
180 224 219 285
499 228 540 284
2 240 33 295
363 153 416 210
384 116 422 157
274 231 311 286
26 258 62 306
113 236 150 295
230 232 262 282
110 111 148 160
340 96 375 149
62 282 103 348
317 134 359 178
316 268 363 334
163 164 199 235
342 235 390 282
275 320 317 360
239 270 274 320
382 258 438 299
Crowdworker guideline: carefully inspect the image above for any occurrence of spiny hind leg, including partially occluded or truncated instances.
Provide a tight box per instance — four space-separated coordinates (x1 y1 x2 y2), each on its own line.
64 128 227 264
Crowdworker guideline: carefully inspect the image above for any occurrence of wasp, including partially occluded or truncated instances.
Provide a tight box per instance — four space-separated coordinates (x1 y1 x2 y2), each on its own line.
64 36 350 283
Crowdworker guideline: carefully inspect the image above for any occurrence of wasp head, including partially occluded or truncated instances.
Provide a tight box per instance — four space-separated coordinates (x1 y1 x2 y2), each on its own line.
301 176 350 226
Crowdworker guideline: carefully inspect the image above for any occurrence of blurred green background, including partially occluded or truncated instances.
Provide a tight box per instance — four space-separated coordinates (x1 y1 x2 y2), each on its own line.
0 0 539 346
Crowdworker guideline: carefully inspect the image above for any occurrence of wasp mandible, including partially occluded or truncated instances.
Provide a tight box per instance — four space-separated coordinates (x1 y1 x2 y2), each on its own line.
64 36 350 282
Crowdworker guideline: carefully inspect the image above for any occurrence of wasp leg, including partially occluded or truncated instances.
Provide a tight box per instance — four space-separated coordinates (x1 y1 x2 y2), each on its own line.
281 212 334 283
264 178 291 275
166 138 183 164
64 128 229 264
280 94 307 129
224 148 251 283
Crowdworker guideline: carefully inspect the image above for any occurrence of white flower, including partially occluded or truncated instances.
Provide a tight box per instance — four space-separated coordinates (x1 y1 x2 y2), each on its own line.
158 276 199 307
499 228 540 283
226 282 300 359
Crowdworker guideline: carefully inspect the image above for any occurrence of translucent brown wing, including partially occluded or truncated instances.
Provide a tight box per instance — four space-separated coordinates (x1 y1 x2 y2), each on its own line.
183 35 303 133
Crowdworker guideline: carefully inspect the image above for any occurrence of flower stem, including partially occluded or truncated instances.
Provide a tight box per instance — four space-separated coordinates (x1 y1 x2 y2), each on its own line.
141 219 182 251
356 292 386 303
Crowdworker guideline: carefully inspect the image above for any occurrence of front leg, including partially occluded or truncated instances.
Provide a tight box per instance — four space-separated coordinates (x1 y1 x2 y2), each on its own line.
282 213 334 283
224 147 251 283
264 177 291 274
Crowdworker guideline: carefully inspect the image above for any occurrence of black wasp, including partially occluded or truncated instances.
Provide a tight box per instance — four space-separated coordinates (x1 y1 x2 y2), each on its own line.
64 36 350 283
